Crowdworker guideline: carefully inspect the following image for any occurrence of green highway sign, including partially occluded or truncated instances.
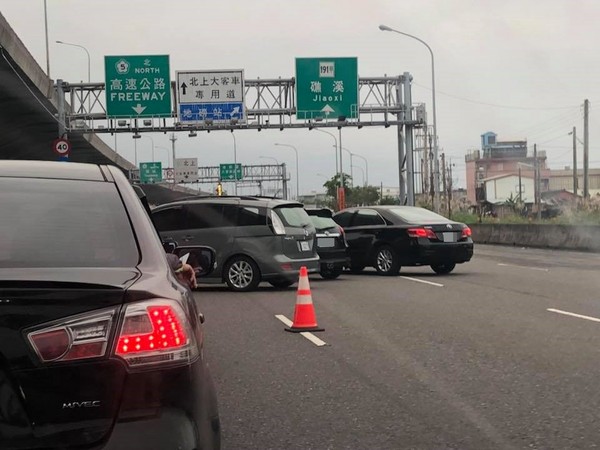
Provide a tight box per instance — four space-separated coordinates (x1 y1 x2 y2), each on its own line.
295 57 358 120
139 162 163 183
220 163 243 181
105 55 171 117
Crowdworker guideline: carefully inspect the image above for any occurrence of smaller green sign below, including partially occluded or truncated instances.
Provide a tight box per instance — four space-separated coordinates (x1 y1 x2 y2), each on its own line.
140 161 163 183
220 163 243 181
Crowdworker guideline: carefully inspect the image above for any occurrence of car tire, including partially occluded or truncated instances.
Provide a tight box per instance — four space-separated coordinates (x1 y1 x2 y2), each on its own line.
320 264 343 279
224 256 261 292
374 245 401 276
268 279 295 289
430 263 456 275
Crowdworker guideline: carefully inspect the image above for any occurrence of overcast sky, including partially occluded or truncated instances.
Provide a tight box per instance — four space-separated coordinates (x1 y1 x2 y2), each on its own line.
1 0 599 195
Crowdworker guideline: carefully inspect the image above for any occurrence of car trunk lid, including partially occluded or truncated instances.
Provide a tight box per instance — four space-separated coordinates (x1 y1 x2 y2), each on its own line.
273 205 316 259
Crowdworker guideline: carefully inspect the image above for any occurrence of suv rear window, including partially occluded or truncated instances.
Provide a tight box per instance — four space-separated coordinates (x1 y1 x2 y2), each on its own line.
309 216 338 230
0 178 139 268
275 206 311 227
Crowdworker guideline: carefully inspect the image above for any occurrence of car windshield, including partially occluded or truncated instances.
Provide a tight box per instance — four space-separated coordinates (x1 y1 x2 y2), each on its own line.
309 216 338 230
0 178 139 268
386 207 450 224
274 206 311 228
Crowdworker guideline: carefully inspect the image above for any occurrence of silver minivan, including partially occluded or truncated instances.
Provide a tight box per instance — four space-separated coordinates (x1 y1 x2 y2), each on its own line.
152 197 320 291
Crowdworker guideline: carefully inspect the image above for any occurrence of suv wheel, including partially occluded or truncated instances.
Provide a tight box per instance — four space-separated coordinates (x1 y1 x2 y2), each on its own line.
224 256 261 291
320 264 343 279
431 263 456 275
375 246 400 276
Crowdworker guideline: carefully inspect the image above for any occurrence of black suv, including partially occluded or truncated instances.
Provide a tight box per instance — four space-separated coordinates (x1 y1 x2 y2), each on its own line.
0 161 220 450
305 208 349 279
152 197 320 291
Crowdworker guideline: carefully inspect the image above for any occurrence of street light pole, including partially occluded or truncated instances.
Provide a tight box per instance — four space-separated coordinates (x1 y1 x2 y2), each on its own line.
275 143 300 199
313 128 338 177
55 40 90 82
352 165 365 186
351 152 369 186
260 156 281 197
231 131 238 195
44 0 50 78
342 147 353 187
142 135 155 162
379 24 440 212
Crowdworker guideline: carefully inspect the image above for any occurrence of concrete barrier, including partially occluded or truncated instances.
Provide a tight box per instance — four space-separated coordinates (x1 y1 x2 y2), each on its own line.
470 224 600 252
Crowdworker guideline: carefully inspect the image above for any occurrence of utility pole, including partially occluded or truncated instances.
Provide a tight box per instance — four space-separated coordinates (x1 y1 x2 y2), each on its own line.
441 153 447 216
583 99 590 199
534 144 541 220
447 158 453 218
518 166 522 203
429 134 434 207
572 126 578 195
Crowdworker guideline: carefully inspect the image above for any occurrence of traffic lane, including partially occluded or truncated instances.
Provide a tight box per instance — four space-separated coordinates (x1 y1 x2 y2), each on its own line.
317 268 600 449
194 279 508 449
435 245 600 318
475 244 600 270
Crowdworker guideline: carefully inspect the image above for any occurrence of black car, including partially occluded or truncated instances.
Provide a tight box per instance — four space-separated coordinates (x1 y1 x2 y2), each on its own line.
0 161 220 450
333 206 473 275
152 197 319 291
305 208 349 279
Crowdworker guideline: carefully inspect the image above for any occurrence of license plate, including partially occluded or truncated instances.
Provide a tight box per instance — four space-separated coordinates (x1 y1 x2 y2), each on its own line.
442 232 456 242
318 237 335 248
300 241 310 251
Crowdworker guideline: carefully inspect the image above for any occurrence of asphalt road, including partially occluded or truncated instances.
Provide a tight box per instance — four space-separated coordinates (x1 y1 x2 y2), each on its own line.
194 244 600 450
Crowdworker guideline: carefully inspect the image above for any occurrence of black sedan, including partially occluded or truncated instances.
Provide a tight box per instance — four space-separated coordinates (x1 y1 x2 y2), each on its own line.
0 161 220 450
333 206 473 275
305 208 349 279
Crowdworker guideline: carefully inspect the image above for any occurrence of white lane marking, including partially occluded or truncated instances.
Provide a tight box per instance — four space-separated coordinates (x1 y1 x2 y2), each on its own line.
547 308 600 323
400 276 444 287
275 315 327 347
498 263 549 272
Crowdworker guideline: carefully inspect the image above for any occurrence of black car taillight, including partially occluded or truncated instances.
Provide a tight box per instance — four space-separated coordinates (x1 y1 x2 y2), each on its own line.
114 299 198 368
27 308 117 363
407 227 437 239
461 226 472 238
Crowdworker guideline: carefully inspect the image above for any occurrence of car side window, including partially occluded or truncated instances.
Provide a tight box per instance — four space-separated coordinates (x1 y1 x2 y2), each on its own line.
353 209 386 227
237 206 267 227
186 204 225 229
333 211 354 227
153 206 186 232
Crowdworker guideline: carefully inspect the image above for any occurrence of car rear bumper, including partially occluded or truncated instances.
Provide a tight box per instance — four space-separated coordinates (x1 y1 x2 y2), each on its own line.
402 241 474 265
262 254 320 279
316 248 349 267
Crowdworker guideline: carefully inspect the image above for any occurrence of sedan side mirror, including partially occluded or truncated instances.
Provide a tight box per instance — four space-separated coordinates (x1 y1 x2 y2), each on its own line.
172 245 217 278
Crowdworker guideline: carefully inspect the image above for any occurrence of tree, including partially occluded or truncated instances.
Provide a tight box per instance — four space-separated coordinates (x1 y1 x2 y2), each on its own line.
323 173 352 198
348 185 380 206
380 196 400 205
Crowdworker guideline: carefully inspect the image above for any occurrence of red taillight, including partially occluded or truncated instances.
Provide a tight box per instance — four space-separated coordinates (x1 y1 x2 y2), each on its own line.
407 228 437 239
462 227 472 238
115 300 197 368
28 309 115 363
116 305 187 355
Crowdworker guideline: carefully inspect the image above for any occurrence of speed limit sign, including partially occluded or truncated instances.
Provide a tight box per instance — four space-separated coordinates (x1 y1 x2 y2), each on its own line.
52 138 71 156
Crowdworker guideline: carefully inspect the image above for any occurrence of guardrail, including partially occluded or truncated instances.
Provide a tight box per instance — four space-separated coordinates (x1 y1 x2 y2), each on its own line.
470 224 600 252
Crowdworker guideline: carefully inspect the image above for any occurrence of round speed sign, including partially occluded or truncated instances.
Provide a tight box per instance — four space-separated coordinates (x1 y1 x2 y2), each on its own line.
52 138 71 156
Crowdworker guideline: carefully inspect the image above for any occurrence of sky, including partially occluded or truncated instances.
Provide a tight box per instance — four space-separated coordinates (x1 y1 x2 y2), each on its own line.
1 0 599 196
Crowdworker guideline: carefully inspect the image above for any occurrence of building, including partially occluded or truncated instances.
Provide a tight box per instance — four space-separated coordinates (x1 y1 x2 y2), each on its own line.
548 168 600 197
465 131 550 204
482 173 534 204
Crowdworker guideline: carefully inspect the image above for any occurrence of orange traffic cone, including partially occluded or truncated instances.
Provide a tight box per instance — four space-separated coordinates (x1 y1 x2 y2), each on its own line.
285 266 324 333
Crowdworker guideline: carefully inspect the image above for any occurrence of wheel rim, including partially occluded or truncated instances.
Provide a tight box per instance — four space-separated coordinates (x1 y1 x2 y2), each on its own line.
228 260 254 289
377 249 393 272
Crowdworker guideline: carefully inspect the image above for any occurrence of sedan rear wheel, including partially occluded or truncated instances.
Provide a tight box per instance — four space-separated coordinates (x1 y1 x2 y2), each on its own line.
431 263 456 275
375 246 400 276
320 264 343 280
224 256 261 291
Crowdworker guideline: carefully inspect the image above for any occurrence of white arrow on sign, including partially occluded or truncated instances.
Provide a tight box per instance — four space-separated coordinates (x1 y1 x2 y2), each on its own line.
132 104 147 115
321 104 335 115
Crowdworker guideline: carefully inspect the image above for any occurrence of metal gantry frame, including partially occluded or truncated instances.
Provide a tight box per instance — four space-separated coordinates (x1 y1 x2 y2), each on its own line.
57 73 426 205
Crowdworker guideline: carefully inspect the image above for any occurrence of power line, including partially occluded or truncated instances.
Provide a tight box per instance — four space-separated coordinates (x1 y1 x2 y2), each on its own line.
412 81 579 111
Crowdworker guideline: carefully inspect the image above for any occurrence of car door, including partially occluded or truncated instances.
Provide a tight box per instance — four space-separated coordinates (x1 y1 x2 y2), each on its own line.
344 209 388 265
152 205 189 247
181 203 236 273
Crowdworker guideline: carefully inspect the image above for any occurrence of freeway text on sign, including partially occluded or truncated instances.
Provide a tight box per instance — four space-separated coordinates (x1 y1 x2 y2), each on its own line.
105 55 172 118
139 162 163 183
220 163 243 181
177 70 245 124
295 57 359 120
174 158 198 183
